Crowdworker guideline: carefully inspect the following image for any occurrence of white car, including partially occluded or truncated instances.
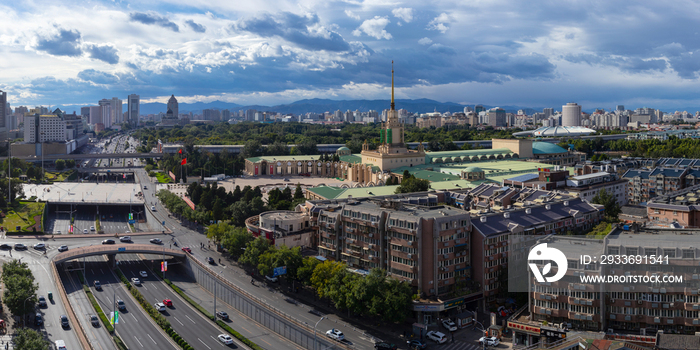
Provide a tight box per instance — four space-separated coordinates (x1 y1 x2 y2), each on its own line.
140 271 147 277
326 329 344 341
265 275 278 283
120 236 131 242
442 319 457 332
154 303 166 312
427 331 447 344
218 334 233 345
83 229 88 234
131 278 141 285
151 206 156 211
479 337 500 347
58 245 68 252
90 226 95 231
33 243 46 250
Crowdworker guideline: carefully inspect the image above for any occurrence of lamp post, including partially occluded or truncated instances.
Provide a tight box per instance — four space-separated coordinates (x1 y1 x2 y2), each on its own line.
475 321 486 350
40 132 45 183
313 316 326 350
23 295 33 327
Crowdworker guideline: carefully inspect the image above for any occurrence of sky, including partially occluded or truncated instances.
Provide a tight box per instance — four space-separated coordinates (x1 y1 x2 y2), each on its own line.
4 0 700 111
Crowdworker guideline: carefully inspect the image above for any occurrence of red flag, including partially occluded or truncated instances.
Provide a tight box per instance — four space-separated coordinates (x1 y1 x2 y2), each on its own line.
181 158 187 165
178 149 182 155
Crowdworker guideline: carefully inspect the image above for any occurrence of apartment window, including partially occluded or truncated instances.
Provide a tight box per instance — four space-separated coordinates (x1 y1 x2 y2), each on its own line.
608 246 620 255
568 260 578 269
644 248 657 256
683 249 695 259
625 247 638 255
673 211 678 216
663 249 676 258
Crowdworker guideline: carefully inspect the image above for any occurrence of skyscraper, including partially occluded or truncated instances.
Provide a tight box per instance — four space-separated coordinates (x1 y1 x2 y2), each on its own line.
166 95 178 119
98 99 112 129
488 107 506 127
111 97 122 124
562 102 582 126
0 90 6 129
127 94 140 127
543 108 554 118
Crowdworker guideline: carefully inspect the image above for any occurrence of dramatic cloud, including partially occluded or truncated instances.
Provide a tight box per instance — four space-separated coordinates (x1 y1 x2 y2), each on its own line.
34 26 82 57
185 20 206 33
77 69 120 85
427 13 452 33
352 16 392 40
236 12 350 52
85 44 119 64
392 8 413 23
129 12 180 32
418 37 433 45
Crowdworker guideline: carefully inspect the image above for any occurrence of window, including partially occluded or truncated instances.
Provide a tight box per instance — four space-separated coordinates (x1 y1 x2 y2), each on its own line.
683 249 695 259
625 247 638 255
663 249 676 258
644 248 657 256
608 246 620 255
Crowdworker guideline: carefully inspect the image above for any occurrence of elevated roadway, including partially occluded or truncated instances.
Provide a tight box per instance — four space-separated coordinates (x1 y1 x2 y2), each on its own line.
54 244 185 264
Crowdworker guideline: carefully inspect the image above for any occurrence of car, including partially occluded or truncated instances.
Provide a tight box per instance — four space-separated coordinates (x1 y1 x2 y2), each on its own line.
140 271 147 277
218 334 234 345
163 299 173 307
14 243 26 250
83 229 88 234
326 329 345 341
216 311 229 320
207 257 215 265
94 280 102 290
119 236 131 242
479 337 500 347
131 278 141 285
90 315 99 327
407 339 427 349
58 245 68 252
55 340 67 350
116 300 126 311
35 312 43 326
374 342 398 350
427 331 447 344
33 243 46 250
283 178 289 181
154 302 166 312
102 239 115 245
442 319 457 332
181 247 191 253
265 275 278 283
0 243 10 250
56 230 61 234
60 315 69 328
38 296 47 307
90 226 95 231
143 185 147 190
149 238 162 244
151 206 156 211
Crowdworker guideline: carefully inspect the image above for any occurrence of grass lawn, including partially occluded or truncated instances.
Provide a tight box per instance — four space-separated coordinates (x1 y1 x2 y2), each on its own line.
45 170 76 182
3 201 45 232
155 172 173 183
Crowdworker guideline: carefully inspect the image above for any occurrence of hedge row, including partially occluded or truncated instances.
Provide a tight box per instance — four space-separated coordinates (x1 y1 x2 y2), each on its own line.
155 271 265 350
115 269 193 350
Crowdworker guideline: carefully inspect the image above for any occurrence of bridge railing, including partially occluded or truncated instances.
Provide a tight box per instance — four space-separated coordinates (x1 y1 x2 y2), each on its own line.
53 244 184 264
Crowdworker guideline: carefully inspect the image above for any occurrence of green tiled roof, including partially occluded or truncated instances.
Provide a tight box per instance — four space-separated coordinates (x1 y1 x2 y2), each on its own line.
245 155 320 163
340 154 363 164
336 186 399 199
307 186 347 199
424 148 515 163
429 180 477 190
532 142 568 155
408 170 461 182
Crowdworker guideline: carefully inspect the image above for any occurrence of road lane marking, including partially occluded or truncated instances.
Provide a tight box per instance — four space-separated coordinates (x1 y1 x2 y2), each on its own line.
131 314 138 322
198 338 212 350
185 314 195 323
211 335 226 347
134 336 144 347
147 334 156 344
174 317 184 326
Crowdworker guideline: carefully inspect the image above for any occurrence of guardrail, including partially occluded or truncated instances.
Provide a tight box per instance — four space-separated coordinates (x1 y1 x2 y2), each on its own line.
54 244 184 264
51 260 93 350
186 253 356 350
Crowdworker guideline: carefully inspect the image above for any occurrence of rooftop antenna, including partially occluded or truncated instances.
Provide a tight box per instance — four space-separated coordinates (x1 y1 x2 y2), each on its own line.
391 60 395 111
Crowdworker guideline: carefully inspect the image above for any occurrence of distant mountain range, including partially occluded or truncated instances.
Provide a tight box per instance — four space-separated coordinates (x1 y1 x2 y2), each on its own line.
54 99 544 116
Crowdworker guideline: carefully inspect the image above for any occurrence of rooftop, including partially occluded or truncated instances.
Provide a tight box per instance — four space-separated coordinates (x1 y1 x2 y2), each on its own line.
22 183 144 205
532 142 568 155
513 126 596 138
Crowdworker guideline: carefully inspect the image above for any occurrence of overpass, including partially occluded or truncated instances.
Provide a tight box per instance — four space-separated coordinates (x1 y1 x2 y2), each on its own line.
0 152 164 162
53 244 185 264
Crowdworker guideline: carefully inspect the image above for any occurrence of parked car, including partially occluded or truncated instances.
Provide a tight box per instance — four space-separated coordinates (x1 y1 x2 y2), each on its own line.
326 329 344 341
131 278 141 285
83 229 88 234
38 296 47 307
94 280 102 290
427 331 447 344
35 313 43 326
60 315 69 328
119 236 131 242
90 315 99 327
442 319 457 332
163 299 173 307
154 303 166 312
102 239 115 245
149 238 162 244
407 339 427 349
58 245 68 252
116 300 126 311
140 271 148 277
218 334 234 345
374 342 397 350
90 226 95 231
265 275 278 283
216 311 229 320
479 337 500 347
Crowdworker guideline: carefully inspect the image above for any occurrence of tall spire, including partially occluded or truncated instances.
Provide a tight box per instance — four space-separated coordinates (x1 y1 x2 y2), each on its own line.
390 60 395 111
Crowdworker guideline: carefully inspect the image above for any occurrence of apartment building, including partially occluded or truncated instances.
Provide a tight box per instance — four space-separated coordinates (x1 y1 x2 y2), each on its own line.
623 168 687 204
646 184 700 228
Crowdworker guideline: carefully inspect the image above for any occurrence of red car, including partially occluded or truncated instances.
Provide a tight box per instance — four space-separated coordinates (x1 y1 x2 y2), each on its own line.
182 247 191 253
163 299 173 307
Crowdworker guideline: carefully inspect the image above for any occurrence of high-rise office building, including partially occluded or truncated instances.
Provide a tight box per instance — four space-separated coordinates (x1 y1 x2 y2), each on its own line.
127 94 140 127
475 104 485 114
0 90 7 129
166 95 178 119
24 115 67 143
488 107 506 127
543 108 553 118
111 97 122 124
616 105 625 112
221 109 231 121
562 102 582 126
245 109 256 121
98 99 113 129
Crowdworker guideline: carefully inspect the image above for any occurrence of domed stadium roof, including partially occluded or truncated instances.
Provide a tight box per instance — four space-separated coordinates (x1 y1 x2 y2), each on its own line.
337 146 350 151
532 142 568 155
513 126 595 138
463 166 484 173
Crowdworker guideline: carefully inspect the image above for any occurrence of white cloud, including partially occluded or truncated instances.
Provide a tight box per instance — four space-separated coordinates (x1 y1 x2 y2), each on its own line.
418 37 433 45
352 16 392 40
344 10 360 20
392 8 413 23
427 13 453 33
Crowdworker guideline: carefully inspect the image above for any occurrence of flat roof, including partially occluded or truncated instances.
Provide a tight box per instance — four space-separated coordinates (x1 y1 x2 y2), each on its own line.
22 183 145 205
571 172 611 180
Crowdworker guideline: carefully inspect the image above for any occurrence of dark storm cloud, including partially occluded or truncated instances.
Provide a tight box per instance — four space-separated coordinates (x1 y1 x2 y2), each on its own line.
85 44 119 64
563 54 667 73
35 26 82 57
77 69 120 85
235 12 350 52
130 12 180 32
185 20 206 33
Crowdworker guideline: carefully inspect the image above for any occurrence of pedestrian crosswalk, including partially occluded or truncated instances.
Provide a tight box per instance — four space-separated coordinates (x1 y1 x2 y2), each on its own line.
0 334 14 349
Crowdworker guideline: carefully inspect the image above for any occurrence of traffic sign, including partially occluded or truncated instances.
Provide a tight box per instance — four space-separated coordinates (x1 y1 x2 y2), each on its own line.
118 247 126 252
128 220 135 224
273 266 287 277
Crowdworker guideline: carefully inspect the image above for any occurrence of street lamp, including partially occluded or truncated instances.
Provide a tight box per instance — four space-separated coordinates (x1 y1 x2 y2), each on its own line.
23 295 33 327
40 132 46 183
313 316 326 350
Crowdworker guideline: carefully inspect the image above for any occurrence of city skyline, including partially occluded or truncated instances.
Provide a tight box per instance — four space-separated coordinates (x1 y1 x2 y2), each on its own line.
3 1 700 110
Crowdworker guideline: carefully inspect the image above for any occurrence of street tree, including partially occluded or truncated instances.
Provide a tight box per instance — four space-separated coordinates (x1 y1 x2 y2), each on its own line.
13 328 51 350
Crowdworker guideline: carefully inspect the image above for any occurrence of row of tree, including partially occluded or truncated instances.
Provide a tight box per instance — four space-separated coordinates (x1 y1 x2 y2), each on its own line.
158 185 268 226
206 225 414 323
